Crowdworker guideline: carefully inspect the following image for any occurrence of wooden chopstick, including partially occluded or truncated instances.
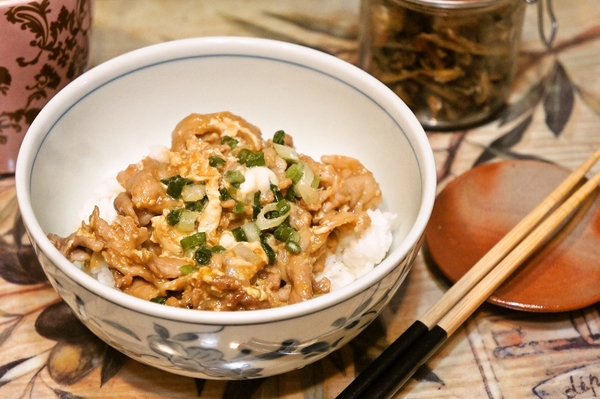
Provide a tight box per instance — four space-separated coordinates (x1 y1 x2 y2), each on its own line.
336 149 600 399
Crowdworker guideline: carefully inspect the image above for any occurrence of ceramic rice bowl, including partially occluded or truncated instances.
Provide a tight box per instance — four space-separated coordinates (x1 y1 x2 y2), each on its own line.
15 37 436 379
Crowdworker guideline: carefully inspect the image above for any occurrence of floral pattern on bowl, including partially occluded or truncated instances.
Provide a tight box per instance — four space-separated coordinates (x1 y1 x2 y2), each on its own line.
37 240 417 379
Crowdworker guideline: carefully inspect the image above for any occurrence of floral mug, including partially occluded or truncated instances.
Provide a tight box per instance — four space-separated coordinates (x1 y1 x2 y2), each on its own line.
0 0 92 174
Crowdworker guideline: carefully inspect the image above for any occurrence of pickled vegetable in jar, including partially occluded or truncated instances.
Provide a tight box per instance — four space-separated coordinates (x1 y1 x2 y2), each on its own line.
358 0 527 130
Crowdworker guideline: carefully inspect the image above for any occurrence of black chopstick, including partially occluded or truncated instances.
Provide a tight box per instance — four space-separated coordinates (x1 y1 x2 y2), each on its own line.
363 325 448 399
335 321 429 399
336 149 600 399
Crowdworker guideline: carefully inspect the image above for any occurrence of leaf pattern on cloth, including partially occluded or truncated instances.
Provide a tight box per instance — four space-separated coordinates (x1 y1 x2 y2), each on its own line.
47 339 106 385
0 184 47 285
498 76 548 127
100 348 128 387
473 115 534 166
543 61 575 137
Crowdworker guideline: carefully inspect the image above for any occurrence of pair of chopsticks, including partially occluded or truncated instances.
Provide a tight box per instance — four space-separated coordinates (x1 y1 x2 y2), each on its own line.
337 148 600 399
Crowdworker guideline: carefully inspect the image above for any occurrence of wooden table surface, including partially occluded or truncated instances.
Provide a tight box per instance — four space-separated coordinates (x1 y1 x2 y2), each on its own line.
3 0 600 397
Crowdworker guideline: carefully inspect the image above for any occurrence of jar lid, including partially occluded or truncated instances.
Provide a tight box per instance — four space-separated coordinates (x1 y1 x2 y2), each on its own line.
399 0 514 8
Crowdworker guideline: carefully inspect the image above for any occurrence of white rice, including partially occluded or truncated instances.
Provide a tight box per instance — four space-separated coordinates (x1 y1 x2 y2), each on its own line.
316 209 397 291
78 176 124 225
76 176 124 287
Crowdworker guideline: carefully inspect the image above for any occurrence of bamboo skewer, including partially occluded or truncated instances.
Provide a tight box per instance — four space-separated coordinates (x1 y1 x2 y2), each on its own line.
336 148 600 399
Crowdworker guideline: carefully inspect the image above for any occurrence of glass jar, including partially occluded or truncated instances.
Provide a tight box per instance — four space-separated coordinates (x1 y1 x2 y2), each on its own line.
358 0 527 130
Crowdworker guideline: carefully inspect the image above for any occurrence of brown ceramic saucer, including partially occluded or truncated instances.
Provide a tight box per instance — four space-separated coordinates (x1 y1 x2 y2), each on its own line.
424 159 600 312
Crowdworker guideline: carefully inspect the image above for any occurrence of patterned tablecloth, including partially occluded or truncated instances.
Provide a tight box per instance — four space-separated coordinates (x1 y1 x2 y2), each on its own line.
3 0 600 397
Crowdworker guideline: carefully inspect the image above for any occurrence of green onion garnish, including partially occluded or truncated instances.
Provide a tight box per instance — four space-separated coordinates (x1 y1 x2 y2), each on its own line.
211 245 226 253
194 246 213 265
150 296 167 304
209 155 226 168
224 170 245 187
180 232 207 251
219 187 232 201
276 199 291 215
166 208 184 226
221 136 238 149
263 199 290 219
256 200 291 230
273 130 286 145
237 149 265 167
260 235 276 265
179 264 197 275
311 175 321 189
274 224 295 242
232 226 247 242
238 222 261 242
287 161 319 204
273 143 300 164
234 201 246 214
185 196 208 212
252 190 261 219
271 184 284 202
161 175 193 198
274 223 301 254
181 183 206 202
285 163 303 184
285 185 297 202
176 210 199 232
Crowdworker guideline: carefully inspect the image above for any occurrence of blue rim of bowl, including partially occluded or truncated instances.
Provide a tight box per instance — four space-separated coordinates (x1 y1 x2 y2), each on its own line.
15 36 437 325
